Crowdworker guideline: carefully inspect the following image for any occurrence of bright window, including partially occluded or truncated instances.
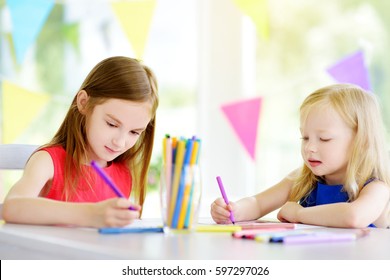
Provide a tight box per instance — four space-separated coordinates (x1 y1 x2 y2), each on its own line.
1 0 389 219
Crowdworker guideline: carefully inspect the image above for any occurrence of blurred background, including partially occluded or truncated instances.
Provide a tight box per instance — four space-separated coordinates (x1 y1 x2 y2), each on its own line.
1 0 390 218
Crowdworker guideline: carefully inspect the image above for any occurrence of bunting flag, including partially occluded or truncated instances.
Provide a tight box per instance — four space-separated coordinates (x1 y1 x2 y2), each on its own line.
326 50 371 91
6 0 55 64
221 97 262 161
62 22 80 52
111 0 157 59
234 0 269 40
2 81 50 143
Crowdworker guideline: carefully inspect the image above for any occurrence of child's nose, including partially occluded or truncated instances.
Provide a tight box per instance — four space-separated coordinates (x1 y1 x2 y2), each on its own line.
305 140 317 152
112 133 127 148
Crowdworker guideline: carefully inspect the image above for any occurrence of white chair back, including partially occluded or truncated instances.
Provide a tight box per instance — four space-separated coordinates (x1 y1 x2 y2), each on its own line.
0 144 39 219
0 144 39 170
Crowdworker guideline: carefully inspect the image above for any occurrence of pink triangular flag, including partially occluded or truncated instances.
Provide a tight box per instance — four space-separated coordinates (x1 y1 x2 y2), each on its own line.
326 50 371 91
221 97 262 161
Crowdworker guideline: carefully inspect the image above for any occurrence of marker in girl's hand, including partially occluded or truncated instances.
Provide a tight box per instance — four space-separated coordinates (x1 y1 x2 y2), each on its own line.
216 176 235 224
91 161 136 211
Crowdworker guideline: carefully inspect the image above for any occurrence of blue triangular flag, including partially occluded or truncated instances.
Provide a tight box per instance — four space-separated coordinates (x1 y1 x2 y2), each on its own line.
7 0 55 64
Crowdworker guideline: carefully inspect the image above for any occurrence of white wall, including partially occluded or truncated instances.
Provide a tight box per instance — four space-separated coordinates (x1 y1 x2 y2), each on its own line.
197 0 257 216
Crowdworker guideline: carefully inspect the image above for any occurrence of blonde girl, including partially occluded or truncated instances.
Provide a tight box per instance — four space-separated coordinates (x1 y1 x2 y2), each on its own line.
211 84 390 228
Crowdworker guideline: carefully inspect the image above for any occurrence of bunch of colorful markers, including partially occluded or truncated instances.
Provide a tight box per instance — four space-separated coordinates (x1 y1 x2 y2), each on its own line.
231 227 370 244
161 135 201 230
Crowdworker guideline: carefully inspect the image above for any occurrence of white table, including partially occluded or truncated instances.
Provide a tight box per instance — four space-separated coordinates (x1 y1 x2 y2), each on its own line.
1 219 390 260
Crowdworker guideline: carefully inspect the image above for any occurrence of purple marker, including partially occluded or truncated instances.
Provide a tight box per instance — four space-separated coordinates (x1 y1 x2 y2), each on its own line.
216 176 235 224
283 232 358 244
91 160 136 211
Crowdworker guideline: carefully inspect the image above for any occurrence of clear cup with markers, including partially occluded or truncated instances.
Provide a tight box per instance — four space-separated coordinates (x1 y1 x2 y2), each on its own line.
160 163 202 232
160 136 202 232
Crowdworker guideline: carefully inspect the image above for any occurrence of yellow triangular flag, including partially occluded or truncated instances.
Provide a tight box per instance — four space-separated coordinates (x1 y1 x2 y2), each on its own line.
2 81 50 143
111 0 157 59
234 0 269 40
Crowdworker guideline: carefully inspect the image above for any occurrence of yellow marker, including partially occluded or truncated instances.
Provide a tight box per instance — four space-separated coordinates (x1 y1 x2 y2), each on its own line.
177 140 200 229
162 137 167 163
167 139 186 226
185 140 201 228
255 234 271 243
196 225 242 233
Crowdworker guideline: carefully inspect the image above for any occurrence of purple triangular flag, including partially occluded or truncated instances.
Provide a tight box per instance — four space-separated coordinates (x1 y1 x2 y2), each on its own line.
326 50 371 91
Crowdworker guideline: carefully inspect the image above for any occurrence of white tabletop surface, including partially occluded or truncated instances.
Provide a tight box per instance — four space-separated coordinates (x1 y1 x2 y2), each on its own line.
1 218 390 260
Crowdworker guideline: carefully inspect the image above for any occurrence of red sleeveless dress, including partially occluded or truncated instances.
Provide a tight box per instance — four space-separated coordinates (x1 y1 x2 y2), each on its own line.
40 146 131 202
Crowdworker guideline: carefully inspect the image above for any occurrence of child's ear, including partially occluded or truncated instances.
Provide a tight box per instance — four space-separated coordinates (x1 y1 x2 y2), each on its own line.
76 90 89 114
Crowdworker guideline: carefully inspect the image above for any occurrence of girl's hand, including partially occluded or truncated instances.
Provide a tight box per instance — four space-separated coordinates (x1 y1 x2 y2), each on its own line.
276 201 302 223
210 197 236 224
91 198 141 228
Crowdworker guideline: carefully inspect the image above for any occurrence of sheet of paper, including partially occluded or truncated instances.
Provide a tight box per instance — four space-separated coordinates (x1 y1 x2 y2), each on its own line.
98 218 164 234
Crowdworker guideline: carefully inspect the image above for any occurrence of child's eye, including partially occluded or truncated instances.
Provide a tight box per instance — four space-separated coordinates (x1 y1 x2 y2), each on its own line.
130 130 140 136
320 138 331 142
106 121 117 128
301 137 309 141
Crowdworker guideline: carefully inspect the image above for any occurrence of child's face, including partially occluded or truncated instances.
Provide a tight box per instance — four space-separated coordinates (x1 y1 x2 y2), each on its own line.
300 105 355 185
85 98 152 166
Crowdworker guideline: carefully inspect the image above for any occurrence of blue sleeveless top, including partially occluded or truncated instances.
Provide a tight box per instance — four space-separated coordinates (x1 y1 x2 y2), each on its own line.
300 179 376 228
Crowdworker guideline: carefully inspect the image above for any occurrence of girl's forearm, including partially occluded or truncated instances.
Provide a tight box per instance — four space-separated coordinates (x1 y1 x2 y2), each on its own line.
2 197 93 227
297 203 369 228
234 196 262 221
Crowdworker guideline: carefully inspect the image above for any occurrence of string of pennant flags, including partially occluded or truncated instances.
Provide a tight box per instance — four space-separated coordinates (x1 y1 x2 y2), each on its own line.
3 0 269 64
4 0 157 64
220 51 371 161
1 1 372 160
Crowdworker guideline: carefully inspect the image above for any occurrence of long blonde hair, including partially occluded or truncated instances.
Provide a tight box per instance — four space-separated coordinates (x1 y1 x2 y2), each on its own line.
43 56 158 208
289 84 390 202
